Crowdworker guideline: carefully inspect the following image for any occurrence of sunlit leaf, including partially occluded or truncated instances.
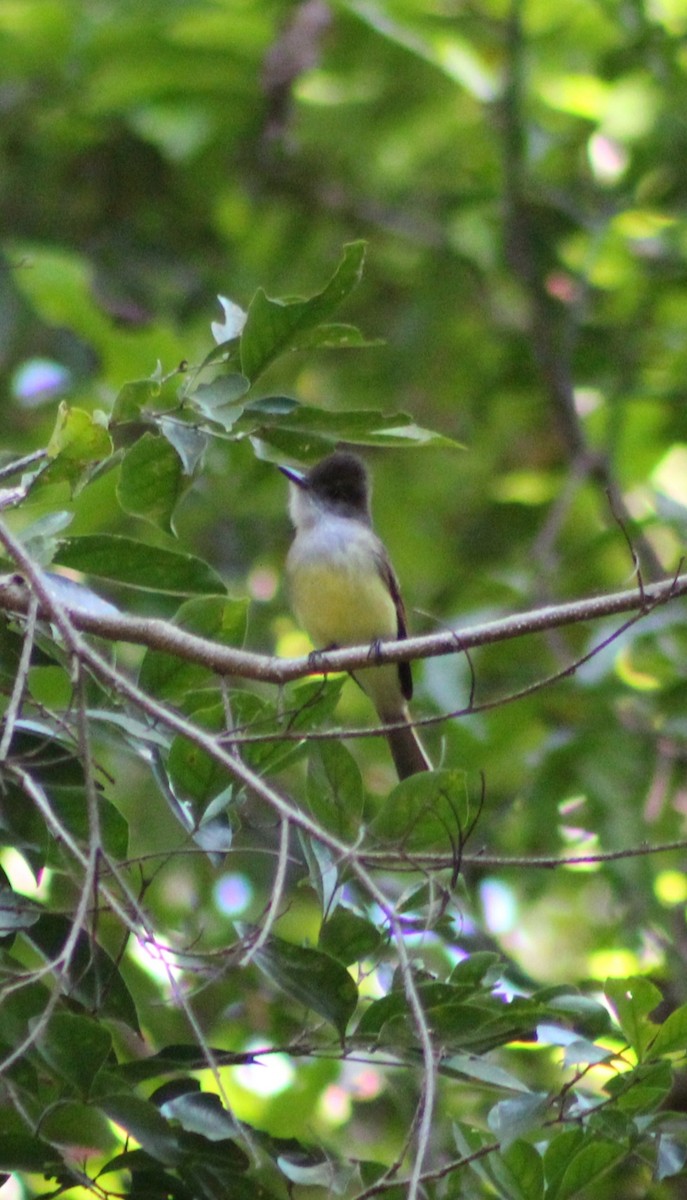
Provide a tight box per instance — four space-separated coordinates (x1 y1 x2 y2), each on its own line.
605 976 662 1060
46 403 113 464
649 1002 687 1057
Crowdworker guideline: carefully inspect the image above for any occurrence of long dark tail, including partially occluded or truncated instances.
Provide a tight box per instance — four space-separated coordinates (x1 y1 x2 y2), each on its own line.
385 718 432 780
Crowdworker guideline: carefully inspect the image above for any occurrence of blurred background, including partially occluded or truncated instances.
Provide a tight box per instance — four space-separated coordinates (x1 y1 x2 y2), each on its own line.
2 0 687 1188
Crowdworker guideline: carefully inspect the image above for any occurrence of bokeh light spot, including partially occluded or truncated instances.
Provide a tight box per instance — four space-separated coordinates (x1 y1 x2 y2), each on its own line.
480 879 517 935
12 358 71 406
654 870 687 907
234 1045 295 1097
213 872 252 916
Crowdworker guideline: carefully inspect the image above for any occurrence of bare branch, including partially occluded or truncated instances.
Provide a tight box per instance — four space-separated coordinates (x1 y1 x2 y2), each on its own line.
0 568 685 686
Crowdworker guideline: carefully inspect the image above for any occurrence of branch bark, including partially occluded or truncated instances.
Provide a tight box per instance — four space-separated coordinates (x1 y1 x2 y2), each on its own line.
1 568 685 683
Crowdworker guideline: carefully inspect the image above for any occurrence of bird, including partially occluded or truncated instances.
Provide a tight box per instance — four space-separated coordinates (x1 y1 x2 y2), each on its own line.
281 451 431 780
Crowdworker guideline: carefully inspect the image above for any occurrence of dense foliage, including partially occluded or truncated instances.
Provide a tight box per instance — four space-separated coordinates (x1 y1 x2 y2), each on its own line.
2 1 687 1197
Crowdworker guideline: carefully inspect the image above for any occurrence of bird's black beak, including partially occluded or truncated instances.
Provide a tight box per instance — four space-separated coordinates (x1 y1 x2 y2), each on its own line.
279 464 308 487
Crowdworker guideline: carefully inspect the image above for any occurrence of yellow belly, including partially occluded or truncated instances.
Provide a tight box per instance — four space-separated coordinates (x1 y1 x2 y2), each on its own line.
289 558 397 647
286 540 404 720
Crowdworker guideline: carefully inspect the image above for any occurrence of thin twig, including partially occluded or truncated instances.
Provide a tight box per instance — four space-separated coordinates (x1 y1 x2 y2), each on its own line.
241 816 291 965
0 591 39 760
0 448 47 483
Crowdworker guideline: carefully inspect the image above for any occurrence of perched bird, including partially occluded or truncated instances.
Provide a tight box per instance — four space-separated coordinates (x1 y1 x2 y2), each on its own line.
281 451 431 780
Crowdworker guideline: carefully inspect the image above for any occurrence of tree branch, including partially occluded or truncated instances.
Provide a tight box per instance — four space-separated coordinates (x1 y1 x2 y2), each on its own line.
0 569 685 684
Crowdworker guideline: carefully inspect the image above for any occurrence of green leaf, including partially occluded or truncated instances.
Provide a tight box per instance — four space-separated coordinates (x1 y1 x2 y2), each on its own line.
117 432 184 531
245 399 459 462
41 1102 117 1154
165 690 306 789
26 913 140 1030
161 1093 244 1150
0 884 41 934
358 1161 406 1200
286 676 348 733
246 929 358 1038
547 1139 626 1200
55 535 225 595
291 322 383 351
181 1160 279 1200
319 906 383 966
17 509 74 564
277 1152 354 1191
190 374 250 426
0 619 26 682
358 981 487 1040
139 595 248 700
543 1130 585 1198
656 1134 687 1181
239 242 367 381
495 1140 545 1200
176 1131 250 1179
100 1094 181 1165
46 787 129 864
605 976 661 1059
111 376 162 422
307 740 364 840
371 768 470 850
540 990 612 1038
453 1121 497 1186
649 1001 687 1057
563 1038 614 1067
231 689 311 774
33 1012 113 1096
487 1092 549 1150
167 707 229 808
449 953 502 987
0 977 52 1047
158 416 209 474
0 1134 61 1173
118 1044 247 1085
46 402 113 466
442 1053 531 1093
299 831 341 915
603 1060 672 1114
359 987 540 1054
243 395 299 416
0 762 129 872
0 738 77 876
